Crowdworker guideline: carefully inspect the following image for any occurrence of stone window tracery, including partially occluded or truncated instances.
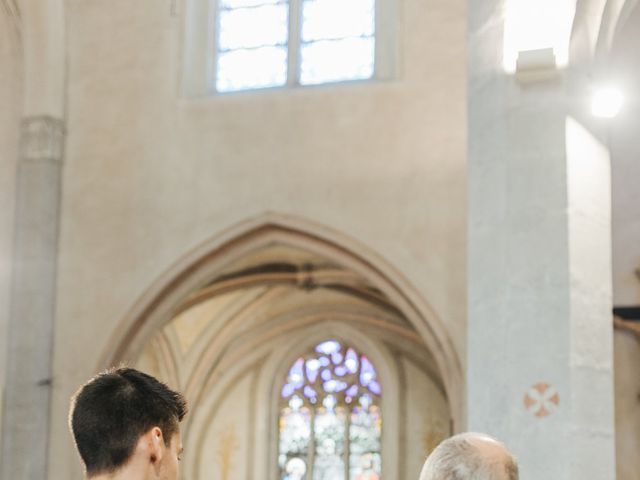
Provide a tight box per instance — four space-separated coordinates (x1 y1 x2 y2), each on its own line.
278 340 382 480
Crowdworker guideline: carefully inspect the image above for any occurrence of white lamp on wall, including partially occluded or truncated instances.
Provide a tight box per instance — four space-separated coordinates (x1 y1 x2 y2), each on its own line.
514 47 560 83
503 0 577 82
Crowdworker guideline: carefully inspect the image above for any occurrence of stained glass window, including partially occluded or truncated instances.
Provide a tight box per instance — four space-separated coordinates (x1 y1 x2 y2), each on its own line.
215 0 376 92
278 340 382 480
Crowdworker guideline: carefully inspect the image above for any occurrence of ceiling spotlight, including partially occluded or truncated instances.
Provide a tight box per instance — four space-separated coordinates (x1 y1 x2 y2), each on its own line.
591 87 624 118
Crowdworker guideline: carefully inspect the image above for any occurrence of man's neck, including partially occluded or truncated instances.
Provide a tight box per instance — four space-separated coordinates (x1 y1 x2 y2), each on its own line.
89 464 150 480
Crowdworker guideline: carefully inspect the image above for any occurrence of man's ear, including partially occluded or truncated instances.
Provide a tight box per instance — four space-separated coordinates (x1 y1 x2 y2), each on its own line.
147 426 165 464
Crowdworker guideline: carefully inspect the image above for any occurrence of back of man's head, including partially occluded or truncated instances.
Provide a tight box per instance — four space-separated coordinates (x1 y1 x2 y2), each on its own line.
69 367 187 477
419 432 518 480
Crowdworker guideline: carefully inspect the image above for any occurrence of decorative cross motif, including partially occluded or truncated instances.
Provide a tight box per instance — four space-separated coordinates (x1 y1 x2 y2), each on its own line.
523 382 559 418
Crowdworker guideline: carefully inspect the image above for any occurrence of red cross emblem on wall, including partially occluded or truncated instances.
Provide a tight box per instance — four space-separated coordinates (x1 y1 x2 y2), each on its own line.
523 382 560 418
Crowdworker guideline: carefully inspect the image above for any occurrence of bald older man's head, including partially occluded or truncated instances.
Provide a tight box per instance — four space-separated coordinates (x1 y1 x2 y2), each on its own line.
419 433 518 480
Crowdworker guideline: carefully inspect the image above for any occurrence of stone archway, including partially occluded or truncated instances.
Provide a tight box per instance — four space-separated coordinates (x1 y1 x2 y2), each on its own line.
99 213 463 430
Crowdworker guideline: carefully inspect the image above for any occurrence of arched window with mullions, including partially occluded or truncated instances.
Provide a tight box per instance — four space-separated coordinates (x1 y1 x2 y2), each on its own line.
278 340 382 480
215 0 377 92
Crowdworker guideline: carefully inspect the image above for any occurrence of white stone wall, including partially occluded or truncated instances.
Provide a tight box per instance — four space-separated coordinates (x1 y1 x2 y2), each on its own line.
467 3 616 478
48 0 466 476
611 123 640 307
611 2 640 308
610 6 640 478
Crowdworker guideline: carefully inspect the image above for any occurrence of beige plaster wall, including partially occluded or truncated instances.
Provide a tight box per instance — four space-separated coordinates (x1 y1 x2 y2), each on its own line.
615 330 640 480
0 10 21 449
199 372 252 480
404 358 449 479
50 0 466 475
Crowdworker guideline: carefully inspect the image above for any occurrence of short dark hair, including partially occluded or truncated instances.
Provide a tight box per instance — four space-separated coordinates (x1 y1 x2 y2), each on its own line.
69 367 187 476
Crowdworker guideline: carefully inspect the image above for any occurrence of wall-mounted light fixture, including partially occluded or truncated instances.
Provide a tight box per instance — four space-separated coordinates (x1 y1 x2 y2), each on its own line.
503 0 577 81
514 47 560 83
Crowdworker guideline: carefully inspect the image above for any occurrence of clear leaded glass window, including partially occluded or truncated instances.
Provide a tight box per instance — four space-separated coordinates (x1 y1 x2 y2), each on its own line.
216 0 290 92
215 0 376 92
278 340 382 480
299 0 375 85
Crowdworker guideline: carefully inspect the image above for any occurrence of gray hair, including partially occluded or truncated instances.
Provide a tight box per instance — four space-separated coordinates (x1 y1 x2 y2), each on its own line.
419 433 518 480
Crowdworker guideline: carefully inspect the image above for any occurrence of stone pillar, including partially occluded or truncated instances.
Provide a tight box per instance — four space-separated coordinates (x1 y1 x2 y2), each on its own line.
1 116 64 479
467 3 616 479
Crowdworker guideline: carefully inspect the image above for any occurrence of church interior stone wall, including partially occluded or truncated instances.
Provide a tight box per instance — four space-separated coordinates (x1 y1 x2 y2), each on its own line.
1 0 639 478
47 0 466 476
610 4 640 477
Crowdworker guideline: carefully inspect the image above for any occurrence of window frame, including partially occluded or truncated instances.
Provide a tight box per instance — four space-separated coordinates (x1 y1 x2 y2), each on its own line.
278 397 383 480
262 328 401 480
180 0 396 97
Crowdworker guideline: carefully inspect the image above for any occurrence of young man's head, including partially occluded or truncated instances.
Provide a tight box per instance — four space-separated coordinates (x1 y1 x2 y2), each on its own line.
419 432 518 480
69 367 187 479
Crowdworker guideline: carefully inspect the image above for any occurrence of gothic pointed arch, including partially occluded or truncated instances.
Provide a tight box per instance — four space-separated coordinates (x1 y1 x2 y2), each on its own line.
99 212 463 433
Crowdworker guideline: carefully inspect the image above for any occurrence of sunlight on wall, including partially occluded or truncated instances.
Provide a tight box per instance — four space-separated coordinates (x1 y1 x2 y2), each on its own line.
503 0 577 73
591 86 624 118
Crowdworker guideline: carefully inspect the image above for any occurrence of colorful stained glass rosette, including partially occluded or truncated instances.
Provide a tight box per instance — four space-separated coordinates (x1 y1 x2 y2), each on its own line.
278 340 382 480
